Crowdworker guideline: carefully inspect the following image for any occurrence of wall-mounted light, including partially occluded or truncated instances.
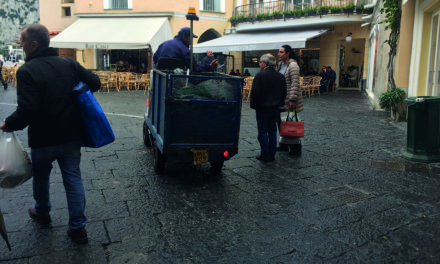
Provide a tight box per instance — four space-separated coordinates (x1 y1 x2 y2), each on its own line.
346 32 352 42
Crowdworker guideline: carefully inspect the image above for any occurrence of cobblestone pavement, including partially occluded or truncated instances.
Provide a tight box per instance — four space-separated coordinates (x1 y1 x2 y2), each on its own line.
0 86 439 263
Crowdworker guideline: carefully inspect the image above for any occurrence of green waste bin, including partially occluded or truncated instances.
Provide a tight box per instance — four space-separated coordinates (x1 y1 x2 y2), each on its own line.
404 96 440 162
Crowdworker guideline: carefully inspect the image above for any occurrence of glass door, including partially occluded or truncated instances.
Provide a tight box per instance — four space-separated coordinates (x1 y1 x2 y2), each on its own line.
428 11 440 96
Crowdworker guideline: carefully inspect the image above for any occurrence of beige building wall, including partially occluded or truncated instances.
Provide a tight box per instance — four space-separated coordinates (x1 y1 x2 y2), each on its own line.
78 1 213 14
169 17 228 44
75 49 94 69
227 51 243 72
319 24 369 87
395 0 415 90
40 0 78 31
371 3 390 106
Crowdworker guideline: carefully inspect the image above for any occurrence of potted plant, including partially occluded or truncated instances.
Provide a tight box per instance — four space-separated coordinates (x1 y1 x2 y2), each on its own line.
330 6 341 14
265 12 272 20
304 7 318 16
319 6 330 15
256 13 265 21
245 13 253 22
356 3 364 14
228 16 237 26
244 13 254 22
234 14 246 25
379 88 407 122
343 3 356 14
293 9 303 18
272 11 283 19
283 9 294 19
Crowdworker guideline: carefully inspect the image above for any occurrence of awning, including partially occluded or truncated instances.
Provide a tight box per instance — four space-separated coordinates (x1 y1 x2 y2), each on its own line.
193 28 329 53
50 17 172 51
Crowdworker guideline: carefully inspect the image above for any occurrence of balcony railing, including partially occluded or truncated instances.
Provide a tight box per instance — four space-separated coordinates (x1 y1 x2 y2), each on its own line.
231 0 374 26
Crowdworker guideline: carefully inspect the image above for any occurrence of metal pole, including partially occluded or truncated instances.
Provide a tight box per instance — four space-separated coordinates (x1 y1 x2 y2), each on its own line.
190 20 194 73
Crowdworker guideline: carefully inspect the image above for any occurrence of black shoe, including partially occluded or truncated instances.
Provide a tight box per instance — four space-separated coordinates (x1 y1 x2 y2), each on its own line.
256 155 274 162
277 144 288 151
288 144 302 156
67 228 88 244
3 85 7 90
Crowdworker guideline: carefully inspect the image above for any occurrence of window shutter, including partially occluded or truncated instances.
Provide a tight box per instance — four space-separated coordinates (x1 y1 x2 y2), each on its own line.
221 0 225 12
103 0 109 9
199 0 204 11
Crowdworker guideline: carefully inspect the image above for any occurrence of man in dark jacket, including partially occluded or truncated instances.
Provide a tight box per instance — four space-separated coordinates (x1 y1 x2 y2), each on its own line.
250 54 287 162
153 27 218 72
326 66 337 92
0 24 100 244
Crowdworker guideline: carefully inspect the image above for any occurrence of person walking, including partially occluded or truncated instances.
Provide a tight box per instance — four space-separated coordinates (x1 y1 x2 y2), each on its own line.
250 54 287 162
0 56 7 90
276 44 303 151
0 24 101 244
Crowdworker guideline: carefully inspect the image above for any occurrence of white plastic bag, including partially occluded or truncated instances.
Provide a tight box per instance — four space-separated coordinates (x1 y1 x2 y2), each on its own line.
0 132 32 189
280 110 301 122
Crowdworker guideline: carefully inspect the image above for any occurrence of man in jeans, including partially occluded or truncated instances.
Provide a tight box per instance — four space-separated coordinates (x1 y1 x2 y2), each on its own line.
0 24 100 244
250 54 287 162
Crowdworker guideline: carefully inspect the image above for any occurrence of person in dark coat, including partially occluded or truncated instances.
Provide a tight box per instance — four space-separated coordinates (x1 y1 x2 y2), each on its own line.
242 69 251 77
326 66 336 92
202 49 214 65
0 24 101 244
319 66 329 93
250 54 287 162
0 56 7 90
153 27 218 72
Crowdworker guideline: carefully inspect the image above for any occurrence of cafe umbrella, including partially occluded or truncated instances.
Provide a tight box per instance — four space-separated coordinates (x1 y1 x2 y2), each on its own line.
0 208 11 251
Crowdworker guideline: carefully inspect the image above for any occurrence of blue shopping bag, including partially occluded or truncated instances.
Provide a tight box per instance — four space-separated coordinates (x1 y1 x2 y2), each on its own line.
73 82 115 148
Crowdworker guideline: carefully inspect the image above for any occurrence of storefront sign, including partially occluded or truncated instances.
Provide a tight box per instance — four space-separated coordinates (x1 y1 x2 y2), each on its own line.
85 43 110 49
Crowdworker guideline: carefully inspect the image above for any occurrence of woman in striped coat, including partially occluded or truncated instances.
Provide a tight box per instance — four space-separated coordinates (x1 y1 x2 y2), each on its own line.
276 45 303 152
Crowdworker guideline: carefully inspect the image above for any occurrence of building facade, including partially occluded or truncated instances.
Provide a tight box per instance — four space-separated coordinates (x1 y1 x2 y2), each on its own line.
407 0 440 97
40 0 233 71
194 0 375 89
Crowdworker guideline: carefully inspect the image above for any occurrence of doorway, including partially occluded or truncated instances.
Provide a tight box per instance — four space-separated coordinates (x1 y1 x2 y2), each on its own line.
427 10 440 96
339 38 365 89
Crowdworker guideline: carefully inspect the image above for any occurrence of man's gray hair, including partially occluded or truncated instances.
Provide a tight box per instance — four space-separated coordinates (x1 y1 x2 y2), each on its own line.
22 24 50 49
260 54 276 67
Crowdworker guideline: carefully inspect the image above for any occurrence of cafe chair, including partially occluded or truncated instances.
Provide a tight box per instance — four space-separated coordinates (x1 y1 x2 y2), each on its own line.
300 77 311 97
243 77 254 102
118 72 129 91
311 76 322 96
107 73 119 92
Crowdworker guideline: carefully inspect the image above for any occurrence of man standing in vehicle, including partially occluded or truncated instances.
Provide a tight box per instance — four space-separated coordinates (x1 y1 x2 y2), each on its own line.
153 27 218 72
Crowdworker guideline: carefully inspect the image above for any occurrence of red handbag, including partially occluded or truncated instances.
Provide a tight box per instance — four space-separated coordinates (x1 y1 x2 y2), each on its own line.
280 110 304 137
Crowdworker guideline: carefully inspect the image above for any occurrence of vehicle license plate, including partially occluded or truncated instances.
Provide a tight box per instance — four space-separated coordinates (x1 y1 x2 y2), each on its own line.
192 149 208 165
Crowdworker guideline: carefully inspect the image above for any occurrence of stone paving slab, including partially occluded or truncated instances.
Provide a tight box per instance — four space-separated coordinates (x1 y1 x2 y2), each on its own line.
0 86 439 263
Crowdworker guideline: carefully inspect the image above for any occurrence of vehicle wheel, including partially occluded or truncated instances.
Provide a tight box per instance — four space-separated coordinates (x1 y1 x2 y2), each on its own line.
288 144 302 156
143 122 152 147
210 161 224 173
153 142 166 173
